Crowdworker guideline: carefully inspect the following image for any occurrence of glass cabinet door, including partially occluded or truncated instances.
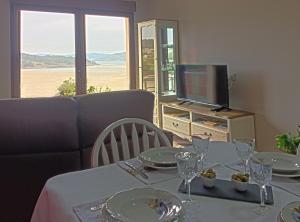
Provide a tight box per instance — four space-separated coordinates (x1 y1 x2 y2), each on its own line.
138 20 178 127
159 26 176 96
140 24 158 124
140 25 155 93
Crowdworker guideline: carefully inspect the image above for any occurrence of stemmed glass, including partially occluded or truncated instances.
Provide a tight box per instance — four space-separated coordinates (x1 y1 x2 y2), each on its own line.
175 152 199 202
249 156 273 213
192 134 211 171
233 138 255 173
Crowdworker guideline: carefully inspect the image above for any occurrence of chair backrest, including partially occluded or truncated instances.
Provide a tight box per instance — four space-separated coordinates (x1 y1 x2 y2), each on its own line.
91 118 172 167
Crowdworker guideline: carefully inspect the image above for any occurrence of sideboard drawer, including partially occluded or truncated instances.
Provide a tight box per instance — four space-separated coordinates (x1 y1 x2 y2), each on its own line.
163 115 190 136
191 123 228 142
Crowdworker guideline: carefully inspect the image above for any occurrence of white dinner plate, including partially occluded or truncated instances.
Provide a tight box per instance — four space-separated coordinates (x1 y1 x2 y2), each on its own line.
280 201 300 222
255 152 300 173
105 188 184 222
138 156 178 170
139 147 183 166
272 170 300 178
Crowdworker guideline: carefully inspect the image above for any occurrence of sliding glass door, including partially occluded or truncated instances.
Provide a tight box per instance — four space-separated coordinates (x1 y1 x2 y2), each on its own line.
12 4 133 98
85 15 128 93
20 11 76 97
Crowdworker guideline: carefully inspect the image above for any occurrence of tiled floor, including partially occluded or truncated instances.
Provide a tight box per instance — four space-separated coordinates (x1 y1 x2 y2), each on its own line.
172 134 191 148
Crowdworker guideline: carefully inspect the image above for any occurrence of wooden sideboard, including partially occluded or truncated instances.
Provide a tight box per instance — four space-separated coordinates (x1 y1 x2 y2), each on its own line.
161 101 255 142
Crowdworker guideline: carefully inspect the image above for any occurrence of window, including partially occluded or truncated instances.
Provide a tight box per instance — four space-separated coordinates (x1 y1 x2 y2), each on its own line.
11 0 136 98
85 15 128 93
21 11 75 97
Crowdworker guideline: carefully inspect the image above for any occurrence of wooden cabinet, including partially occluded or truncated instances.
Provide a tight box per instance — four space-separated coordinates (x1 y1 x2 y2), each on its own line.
163 114 191 135
161 101 255 143
191 123 229 142
138 20 179 126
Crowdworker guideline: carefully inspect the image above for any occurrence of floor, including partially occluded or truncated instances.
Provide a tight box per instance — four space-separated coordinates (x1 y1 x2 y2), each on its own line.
172 134 191 148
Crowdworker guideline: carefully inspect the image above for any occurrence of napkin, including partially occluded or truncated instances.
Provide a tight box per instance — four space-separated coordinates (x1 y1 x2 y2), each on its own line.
117 158 178 185
271 177 300 198
73 199 105 222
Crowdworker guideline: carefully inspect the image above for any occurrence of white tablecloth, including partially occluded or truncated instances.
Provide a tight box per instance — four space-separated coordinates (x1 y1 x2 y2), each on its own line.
31 142 300 222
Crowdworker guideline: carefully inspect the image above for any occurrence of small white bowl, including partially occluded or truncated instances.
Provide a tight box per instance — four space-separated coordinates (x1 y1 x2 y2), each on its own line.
231 178 248 192
200 175 216 188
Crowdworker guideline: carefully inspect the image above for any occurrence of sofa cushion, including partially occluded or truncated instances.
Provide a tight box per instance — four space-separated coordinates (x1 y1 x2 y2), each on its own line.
75 90 154 150
0 97 79 154
0 151 81 222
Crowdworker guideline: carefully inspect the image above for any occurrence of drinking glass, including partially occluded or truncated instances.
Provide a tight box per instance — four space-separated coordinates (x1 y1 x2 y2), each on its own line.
192 134 210 171
249 156 272 213
233 138 255 173
175 152 199 202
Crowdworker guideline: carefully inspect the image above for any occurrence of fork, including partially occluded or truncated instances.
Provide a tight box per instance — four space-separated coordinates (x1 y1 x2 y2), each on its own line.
123 161 149 180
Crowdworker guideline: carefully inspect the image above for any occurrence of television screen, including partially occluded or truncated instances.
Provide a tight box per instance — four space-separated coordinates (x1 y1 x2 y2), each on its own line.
176 65 229 107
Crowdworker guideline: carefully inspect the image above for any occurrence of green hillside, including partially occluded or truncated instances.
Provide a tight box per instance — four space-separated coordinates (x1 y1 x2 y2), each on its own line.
21 53 97 69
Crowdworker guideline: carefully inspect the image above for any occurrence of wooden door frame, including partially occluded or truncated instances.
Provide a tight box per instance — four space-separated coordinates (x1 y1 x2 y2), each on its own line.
10 1 136 98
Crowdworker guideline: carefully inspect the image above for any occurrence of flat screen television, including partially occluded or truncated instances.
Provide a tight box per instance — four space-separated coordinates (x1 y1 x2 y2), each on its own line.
176 65 229 109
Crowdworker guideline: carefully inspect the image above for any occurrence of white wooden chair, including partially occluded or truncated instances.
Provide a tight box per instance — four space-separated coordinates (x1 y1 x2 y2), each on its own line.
91 118 172 167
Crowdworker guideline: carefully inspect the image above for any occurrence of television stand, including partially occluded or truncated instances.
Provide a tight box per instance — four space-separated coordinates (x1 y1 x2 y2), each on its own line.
161 101 255 143
178 101 193 105
211 106 232 112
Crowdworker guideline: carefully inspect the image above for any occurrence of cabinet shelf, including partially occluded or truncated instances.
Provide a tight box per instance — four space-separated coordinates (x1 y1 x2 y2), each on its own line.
164 113 190 122
192 120 228 134
161 101 255 143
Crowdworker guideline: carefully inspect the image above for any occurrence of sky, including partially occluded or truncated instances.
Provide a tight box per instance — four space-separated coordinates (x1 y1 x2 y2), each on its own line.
21 11 126 55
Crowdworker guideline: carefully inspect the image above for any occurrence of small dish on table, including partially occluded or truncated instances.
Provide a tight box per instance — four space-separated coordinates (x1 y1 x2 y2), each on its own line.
199 168 216 188
231 173 249 192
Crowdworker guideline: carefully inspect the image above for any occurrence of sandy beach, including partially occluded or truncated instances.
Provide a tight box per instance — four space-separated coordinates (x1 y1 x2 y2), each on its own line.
21 64 128 97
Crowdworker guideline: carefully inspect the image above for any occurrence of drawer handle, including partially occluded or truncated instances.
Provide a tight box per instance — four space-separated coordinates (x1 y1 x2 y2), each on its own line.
172 122 179 128
204 132 213 137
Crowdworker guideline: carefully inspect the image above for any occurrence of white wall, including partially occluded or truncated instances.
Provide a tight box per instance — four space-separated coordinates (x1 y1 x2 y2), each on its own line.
141 0 300 151
0 0 11 98
133 0 155 22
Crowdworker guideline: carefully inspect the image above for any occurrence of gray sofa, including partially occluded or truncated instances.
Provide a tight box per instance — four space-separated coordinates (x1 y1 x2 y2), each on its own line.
0 90 155 222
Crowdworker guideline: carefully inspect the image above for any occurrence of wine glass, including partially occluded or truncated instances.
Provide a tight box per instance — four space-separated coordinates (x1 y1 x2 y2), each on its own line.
233 138 255 173
175 152 198 202
192 134 211 171
249 156 272 213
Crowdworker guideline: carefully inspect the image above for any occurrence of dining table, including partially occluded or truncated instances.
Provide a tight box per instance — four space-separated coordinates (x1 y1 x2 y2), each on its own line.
31 141 300 222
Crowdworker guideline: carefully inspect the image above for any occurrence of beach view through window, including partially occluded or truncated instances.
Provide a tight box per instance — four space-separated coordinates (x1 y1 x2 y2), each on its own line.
85 15 128 93
20 11 128 98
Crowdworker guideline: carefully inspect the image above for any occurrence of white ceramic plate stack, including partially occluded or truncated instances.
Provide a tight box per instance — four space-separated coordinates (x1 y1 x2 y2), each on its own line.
138 147 183 170
254 152 300 178
101 188 185 222
278 201 300 222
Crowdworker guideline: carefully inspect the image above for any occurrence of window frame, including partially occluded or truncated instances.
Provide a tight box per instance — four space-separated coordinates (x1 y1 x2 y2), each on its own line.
11 0 136 98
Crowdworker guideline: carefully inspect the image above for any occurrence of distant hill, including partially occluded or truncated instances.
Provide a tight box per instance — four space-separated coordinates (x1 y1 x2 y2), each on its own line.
21 53 97 69
87 52 125 62
21 52 126 69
